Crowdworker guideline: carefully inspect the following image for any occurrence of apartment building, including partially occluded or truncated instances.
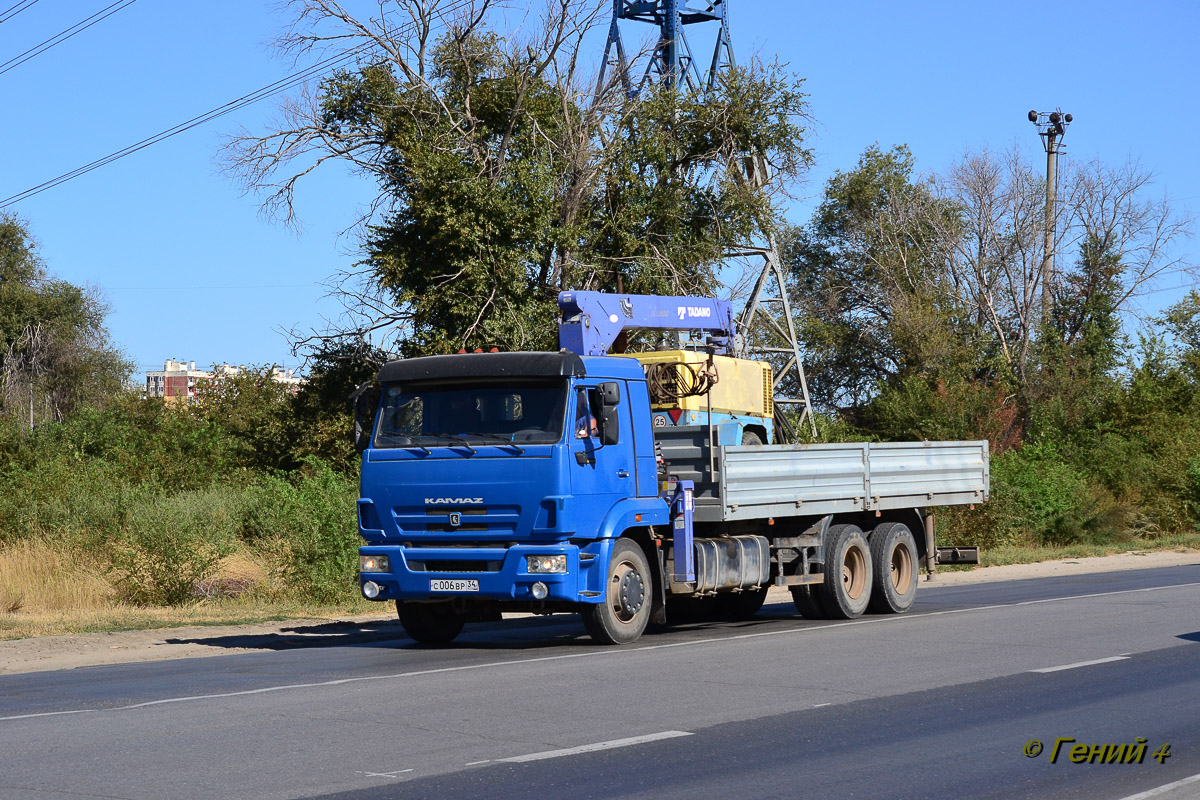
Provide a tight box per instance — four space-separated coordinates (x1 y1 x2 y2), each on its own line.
145 360 304 403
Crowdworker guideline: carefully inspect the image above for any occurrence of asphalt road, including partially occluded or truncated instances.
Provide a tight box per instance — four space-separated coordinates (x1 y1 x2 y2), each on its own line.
2 566 1198 800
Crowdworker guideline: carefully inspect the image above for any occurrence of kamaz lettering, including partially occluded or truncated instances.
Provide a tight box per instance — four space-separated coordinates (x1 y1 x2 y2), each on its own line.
425 497 483 504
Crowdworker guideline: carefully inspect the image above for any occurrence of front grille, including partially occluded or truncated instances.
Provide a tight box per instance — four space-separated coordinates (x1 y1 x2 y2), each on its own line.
403 541 516 548
392 505 520 537
408 560 502 573
423 507 488 532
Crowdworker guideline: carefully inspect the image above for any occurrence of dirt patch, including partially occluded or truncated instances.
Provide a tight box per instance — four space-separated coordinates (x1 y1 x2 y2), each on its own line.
3 549 1198 676
915 548 1200 587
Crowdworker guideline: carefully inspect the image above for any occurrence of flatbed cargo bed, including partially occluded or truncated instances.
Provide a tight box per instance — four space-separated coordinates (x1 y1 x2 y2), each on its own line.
656 428 989 522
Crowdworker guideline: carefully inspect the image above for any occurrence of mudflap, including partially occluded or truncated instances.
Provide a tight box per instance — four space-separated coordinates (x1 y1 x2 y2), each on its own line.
652 544 668 624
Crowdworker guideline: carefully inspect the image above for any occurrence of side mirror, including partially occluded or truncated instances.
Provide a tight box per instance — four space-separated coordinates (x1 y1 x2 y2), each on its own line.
351 381 375 455
600 407 619 445
600 381 620 407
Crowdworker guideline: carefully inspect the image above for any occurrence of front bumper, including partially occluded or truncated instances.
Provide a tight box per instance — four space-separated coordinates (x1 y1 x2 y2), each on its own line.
358 541 611 604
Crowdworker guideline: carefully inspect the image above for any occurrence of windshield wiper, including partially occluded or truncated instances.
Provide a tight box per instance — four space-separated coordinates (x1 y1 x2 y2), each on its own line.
465 432 525 455
425 433 477 455
376 435 431 455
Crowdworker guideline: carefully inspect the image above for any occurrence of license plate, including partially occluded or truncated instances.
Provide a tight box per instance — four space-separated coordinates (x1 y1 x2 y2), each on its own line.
430 579 479 592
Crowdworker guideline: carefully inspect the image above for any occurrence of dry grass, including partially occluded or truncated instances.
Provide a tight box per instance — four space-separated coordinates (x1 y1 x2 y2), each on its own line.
978 533 1200 567
0 538 114 615
0 539 376 641
0 597 380 641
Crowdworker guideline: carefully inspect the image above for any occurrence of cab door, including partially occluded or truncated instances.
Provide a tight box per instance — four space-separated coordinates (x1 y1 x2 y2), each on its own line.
569 382 634 535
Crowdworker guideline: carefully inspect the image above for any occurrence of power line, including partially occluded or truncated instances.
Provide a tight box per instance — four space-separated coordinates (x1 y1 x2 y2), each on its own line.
0 45 365 208
0 0 137 77
0 0 476 210
0 0 41 24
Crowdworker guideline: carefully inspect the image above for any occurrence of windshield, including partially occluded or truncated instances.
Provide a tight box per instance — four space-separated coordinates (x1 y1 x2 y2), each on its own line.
373 379 567 448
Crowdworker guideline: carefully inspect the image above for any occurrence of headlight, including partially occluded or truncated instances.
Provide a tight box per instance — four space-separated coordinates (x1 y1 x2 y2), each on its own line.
526 554 567 574
360 554 390 573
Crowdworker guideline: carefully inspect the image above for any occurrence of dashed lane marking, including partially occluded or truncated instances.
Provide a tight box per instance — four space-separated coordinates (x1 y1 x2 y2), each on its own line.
2 580 1198 723
1031 655 1130 673
496 731 692 763
1118 772 1200 800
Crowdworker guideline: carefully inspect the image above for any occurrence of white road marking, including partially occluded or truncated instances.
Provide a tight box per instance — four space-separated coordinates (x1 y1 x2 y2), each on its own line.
356 769 413 779
464 760 492 766
1118 772 1200 799
813 703 832 708
1031 655 1130 673
0 709 92 721
497 731 692 763
2 580 1198 724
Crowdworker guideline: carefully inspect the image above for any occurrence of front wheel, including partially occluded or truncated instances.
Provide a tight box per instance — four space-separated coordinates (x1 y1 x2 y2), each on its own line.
582 539 653 644
397 601 465 644
816 524 873 619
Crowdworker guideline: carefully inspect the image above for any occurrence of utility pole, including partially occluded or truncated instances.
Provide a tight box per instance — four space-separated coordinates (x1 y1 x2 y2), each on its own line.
599 1 818 439
1028 109 1073 323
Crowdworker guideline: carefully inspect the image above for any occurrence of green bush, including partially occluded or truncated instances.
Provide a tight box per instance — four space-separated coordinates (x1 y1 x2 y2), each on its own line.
940 440 1103 549
243 459 359 603
105 486 244 605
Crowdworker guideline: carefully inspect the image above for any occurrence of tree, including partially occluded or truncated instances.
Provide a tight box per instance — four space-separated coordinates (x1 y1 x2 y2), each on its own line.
782 145 980 412
0 214 129 427
225 0 812 358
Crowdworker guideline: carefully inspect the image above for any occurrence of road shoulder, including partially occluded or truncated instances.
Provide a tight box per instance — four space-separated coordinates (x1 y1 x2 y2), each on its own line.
2 549 1197 676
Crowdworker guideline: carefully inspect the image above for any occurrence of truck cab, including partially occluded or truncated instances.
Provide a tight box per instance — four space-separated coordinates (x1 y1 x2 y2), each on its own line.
356 350 670 644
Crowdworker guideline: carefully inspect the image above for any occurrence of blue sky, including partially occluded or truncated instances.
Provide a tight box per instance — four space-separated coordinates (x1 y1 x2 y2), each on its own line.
2 0 1197 378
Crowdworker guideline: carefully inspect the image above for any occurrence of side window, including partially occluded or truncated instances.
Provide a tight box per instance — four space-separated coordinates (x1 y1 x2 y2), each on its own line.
574 388 598 439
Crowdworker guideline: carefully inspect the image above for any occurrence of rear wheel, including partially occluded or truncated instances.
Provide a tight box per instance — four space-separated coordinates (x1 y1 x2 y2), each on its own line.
816 524 873 619
790 583 825 619
397 601 465 644
582 539 653 644
867 522 918 614
741 430 764 446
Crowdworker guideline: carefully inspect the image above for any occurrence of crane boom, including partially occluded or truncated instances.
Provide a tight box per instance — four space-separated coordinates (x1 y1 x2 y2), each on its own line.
557 291 735 356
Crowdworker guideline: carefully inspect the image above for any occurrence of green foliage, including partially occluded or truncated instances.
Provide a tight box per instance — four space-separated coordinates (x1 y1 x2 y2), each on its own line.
783 145 983 411
0 214 130 425
243 460 360 603
270 22 813 357
190 366 292 472
105 486 242 606
866 375 1021 450
940 441 1115 550
284 342 385 473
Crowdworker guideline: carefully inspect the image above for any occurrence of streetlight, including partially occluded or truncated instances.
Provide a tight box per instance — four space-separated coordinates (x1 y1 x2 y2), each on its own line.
1028 109 1073 322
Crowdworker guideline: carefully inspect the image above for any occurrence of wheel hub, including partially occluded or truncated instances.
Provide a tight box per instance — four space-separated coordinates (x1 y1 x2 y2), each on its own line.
616 568 645 620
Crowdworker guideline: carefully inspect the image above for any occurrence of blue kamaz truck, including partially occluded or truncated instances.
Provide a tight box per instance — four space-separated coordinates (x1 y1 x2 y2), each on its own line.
354 292 987 644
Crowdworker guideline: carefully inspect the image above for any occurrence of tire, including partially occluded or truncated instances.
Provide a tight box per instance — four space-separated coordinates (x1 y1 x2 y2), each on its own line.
816 524 873 619
741 430 763 446
789 583 825 619
714 587 768 619
397 601 465 644
867 522 918 614
582 539 653 644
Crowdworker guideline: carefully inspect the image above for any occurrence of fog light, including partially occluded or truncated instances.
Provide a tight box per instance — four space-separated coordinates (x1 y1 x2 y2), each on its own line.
360 554 390 573
531 581 549 600
526 554 567 574
362 581 382 599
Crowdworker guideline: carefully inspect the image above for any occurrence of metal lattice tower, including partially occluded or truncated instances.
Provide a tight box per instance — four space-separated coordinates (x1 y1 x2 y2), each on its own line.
598 1 818 440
